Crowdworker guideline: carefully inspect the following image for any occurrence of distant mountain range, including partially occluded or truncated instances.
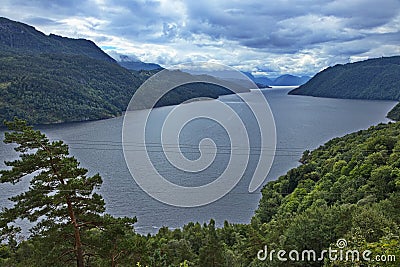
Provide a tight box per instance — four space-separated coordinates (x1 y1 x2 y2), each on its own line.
273 74 311 86
108 53 163 71
0 17 247 124
289 56 400 121
242 72 310 87
3 17 397 124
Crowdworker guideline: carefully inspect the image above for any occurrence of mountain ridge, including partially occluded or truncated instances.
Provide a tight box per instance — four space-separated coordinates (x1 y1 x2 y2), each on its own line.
273 74 310 86
289 56 400 120
106 51 163 71
112 53 163 71
0 17 247 124
243 72 310 87
0 17 115 62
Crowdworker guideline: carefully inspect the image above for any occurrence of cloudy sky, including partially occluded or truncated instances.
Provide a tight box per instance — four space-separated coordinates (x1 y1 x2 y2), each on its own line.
1 0 400 77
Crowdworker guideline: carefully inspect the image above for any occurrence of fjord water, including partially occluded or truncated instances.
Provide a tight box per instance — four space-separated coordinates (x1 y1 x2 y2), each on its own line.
0 87 397 234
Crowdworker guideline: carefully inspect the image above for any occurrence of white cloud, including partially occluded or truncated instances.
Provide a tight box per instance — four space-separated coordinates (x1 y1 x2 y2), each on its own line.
0 0 399 76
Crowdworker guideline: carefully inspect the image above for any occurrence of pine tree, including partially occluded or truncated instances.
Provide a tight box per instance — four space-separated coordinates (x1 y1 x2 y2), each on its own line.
0 119 106 266
199 219 224 267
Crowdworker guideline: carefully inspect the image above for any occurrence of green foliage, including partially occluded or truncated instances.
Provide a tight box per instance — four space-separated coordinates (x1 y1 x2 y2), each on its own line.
0 17 245 125
289 56 400 121
290 56 400 100
198 219 224 267
388 102 400 121
1 119 399 266
0 49 240 124
0 50 148 124
0 17 114 62
0 119 137 266
254 122 400 266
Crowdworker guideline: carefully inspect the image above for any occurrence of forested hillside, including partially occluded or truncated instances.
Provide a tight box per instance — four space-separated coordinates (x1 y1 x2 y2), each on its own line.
273 74 310 86
0 17 114 62
0 17 245 124
253 121 400 266
388 103 400 121
0 50 147 124
2 120 399 266
289 56 400 121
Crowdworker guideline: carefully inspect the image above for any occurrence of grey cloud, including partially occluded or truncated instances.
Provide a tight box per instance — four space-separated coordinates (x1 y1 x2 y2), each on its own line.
323 40 376 56
23 17 61 26
323 0 400 29
8 0 96 17
0 0 399 76
162 22 178 38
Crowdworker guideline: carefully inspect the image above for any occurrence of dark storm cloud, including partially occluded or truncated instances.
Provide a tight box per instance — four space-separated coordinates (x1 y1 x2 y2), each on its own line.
0 0 399 75
322 0 400 28
7 0 94 16
183 0 400 53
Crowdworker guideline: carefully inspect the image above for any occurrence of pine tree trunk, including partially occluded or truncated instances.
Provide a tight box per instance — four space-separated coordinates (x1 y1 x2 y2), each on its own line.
74 222 84 267
47 149 84 267
66 196 84 267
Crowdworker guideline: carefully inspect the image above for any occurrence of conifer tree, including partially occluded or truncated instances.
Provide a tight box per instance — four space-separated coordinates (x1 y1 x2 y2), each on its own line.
0 119 106 267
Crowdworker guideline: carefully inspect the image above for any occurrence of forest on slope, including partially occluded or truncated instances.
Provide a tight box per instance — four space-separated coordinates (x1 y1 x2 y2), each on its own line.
0 50 237 124
0 17 243 124
0 17 115 62
289 56 400 121
1 120 399 266
0 50 148 124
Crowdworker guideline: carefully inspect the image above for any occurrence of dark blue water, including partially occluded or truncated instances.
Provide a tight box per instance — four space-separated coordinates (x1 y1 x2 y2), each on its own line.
0 87 397 234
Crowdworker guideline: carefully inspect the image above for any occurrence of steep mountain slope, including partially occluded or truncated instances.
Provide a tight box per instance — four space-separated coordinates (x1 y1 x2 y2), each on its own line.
252 121 400 266
0 17 245 124
0 50 146 124
387 103 400 120
0 50 239 124
0 17 115 62
289 56 400 100
289 56 400 120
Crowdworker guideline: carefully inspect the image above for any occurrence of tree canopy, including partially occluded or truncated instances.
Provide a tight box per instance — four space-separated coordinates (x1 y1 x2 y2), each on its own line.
0 119 136 266
1 120 399 266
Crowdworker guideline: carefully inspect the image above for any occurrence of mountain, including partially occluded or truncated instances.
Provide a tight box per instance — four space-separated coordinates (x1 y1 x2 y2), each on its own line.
0 17 247 124
119 61 162 71
253 121 400 266
128 70 251 111
273 74 310 86
387 103 400 120
115 54 162 71
242 72 310 87
289 56 400 120
242 72 273 88
0 17 115 62
0 50 148 124
289 56 400 100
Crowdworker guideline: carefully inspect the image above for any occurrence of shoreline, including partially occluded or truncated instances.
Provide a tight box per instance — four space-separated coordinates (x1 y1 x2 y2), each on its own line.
2 87 398 129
